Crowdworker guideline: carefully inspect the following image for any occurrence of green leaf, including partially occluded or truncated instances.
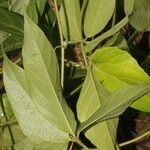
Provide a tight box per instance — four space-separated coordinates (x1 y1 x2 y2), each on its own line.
3 14 76 143
83 17 128 53
9 0 47 23
2 94 14 119
14 139 68 150
0 0 8 8
0 31 9 44
3 55 70 143
78 83 150 133
9 0 30 15
23 14 76 134
0 8 23 37
104 32 129 52
0 34 23 55
60 0 82 41
91 47 150 112
124 0 135 15
129 0 150 31
77 68 118 149
26 0 47 23
84 0 116 37
2 125 26 147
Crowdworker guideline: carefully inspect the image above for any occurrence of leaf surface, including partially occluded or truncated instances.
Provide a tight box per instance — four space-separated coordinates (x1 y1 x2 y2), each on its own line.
0 8 23 37
78 83 150 132
9 0 30 15
84 0 116 37
0 31 9 44
129 0 150 31
26 0 47 23
0 0 8 8
77 69 118 149
0 34 23 57
3 14 76 143
60 0 82 41
22 14 76 134
3 56 70 143
91 47 150 112
14 139 68 150
124 0 135 15
83 17 128 53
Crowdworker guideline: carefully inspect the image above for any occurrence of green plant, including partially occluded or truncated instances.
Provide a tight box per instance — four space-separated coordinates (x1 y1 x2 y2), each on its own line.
0 0 150 149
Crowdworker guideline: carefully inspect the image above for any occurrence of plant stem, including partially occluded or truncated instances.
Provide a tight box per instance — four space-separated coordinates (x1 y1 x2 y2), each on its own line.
127 30 139 44
75 139 89 150
81 43 88 66
52 0 65 89
68 142 74 150
119 130 150 147
66 84 82 99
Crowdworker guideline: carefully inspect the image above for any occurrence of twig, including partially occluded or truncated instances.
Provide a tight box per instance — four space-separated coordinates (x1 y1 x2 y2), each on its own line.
68 142 74 150
50 0 65 89
119 130 150 147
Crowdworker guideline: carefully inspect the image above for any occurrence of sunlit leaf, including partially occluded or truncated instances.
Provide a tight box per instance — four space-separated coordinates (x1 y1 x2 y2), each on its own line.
78 83 150 132
77 68 118 149
60 0 82 41
129 0 150 31
84 0 116 37
91 47 150 112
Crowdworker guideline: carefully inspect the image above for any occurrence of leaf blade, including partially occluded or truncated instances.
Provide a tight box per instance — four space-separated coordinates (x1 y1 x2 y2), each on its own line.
0 8 23 37
84 0 116 37
22 14 76 135
83 17 128 53
78 83 150 133
59 0 82 41
91 47 150 112
77 68 118 149
3 55 70 143
129 0 150 31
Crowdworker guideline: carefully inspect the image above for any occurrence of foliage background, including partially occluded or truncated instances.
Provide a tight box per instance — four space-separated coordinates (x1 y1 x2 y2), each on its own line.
0 0 150 150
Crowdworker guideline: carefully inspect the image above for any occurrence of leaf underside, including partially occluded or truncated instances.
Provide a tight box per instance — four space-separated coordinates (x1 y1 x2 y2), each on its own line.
3 14 76 144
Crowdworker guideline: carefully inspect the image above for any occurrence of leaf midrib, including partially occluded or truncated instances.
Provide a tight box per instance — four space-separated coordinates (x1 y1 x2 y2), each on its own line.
24 21 74 134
